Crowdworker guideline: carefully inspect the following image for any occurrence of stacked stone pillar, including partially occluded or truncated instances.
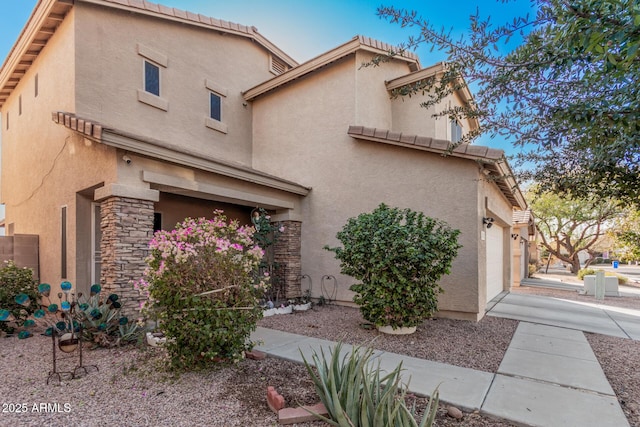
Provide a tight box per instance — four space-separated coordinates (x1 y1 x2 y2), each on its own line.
273 220 302 299
100 196 154 315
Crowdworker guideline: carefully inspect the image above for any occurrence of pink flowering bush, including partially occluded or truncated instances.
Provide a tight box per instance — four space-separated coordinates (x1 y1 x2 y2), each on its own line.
138 210 268 370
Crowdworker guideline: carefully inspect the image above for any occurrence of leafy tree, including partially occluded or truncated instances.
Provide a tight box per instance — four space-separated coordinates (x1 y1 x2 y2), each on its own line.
611 209 640 262
376 0 640 206
529 191 620 273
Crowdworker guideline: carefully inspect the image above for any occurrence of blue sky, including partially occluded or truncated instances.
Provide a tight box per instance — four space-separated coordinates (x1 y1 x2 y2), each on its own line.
0 0 534 148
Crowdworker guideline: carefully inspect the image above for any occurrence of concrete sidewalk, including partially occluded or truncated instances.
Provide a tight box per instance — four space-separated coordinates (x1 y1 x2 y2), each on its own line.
522 276 640 297
251 318 630 426
488 292 640 340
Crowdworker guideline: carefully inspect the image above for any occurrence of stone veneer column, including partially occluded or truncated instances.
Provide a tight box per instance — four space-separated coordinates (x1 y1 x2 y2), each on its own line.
100 196 154 315
273 220 302 299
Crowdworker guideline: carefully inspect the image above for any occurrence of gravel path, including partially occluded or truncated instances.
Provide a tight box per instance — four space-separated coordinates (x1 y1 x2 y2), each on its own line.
1 282 637 426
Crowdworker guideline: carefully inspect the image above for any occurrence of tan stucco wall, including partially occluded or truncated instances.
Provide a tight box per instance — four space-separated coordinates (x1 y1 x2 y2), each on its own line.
116 151 302 221
252 54 487 318
73 2 277 167
478 176 514 309
1 9 117 290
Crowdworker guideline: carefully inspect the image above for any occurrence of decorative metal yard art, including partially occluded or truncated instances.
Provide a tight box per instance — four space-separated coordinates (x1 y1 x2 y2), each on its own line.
0 282 99 384
41 282 99 384
2 281 138 384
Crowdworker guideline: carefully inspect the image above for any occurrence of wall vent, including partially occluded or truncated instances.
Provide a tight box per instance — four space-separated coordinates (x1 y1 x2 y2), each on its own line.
270 55 288 75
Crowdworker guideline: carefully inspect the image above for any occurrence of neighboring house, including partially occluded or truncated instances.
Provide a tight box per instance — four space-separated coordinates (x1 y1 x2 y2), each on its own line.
512 209 536 287
0 0 526 320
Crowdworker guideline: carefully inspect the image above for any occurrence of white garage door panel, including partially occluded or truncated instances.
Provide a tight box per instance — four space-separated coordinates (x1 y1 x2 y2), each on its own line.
486 225 504 301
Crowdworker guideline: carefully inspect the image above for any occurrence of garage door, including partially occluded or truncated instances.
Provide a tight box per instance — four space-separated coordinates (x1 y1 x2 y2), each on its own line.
486 224 504 301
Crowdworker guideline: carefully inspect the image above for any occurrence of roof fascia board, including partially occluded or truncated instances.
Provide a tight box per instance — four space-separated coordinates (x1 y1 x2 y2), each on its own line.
243 36 420 101
243 37 362 101
494 158 527 209
76 0 298 67
385 62 446 91
100 128 310 196
386 62 480 130
0 0 59 106
142 170 295 210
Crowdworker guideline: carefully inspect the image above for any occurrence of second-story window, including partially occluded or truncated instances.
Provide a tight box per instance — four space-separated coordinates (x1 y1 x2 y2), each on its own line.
144 60 160 96
451 119 463 143
204 79 227 134
210 92 221 121
137 43 168 111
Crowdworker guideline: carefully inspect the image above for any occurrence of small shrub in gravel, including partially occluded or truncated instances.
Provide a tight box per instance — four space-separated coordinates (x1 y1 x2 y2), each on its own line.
0 260 38 335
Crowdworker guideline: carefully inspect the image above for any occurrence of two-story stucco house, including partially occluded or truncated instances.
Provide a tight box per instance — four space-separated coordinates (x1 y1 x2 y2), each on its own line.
0 0 526 320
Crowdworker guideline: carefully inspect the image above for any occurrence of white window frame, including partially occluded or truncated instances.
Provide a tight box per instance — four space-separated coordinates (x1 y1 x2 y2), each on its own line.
451 119 463 143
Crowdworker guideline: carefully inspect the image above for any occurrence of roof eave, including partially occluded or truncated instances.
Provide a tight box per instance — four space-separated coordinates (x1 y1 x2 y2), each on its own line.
385 62 480 130
52 111 311 197
243 35 421 101
77 0 298 67
347 125 526 210
0 0 73 108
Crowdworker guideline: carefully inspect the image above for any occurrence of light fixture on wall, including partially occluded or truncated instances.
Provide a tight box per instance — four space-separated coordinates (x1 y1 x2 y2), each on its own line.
511 233 519 240
483 217 494 228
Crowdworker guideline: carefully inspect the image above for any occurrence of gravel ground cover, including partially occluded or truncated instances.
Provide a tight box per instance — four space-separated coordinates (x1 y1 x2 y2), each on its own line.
1 279 637 426
0 332 514 427
259 304 517 373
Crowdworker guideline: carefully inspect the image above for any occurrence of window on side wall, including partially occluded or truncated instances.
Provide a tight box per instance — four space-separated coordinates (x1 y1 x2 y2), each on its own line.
451 119 463 143
136 43 168 111
144 60 160 96
210 92 221 122
204 79 228 134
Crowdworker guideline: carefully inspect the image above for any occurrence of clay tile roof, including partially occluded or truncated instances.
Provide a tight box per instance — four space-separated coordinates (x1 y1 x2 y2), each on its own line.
347 125 526 209
513 209 533 224
52 111 103 141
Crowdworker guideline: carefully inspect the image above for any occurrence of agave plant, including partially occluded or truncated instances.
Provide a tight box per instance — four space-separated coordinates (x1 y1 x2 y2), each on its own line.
301 342 439 427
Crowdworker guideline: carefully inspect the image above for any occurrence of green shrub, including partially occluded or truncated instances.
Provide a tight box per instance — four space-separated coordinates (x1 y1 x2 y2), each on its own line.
577 268 596 280
577 268 628 284
302 342 438 427
326 204 461 328
0 261 38 336
138 211 267 370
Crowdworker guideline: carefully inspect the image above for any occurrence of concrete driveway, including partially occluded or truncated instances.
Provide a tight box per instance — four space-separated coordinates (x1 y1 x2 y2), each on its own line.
487 292 640 340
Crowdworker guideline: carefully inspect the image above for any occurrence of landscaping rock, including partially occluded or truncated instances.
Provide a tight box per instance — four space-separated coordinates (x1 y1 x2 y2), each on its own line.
245 349 266 360
447 405 464 419
278 403 328 425
267 386 285 413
